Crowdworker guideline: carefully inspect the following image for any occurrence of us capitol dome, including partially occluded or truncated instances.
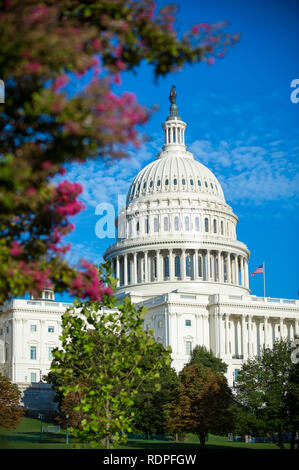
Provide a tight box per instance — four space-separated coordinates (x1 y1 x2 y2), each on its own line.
104 86 250 299
0 88 298 403
103 87 299 381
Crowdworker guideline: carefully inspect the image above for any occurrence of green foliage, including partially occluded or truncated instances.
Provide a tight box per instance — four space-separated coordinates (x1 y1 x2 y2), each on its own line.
188 345 227 374
232 339 299 449
132 364 180 436
49 265 172 448
0 374 25 430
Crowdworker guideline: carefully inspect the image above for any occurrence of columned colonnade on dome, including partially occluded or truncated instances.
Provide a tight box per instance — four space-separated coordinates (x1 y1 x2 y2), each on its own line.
111 248 249 288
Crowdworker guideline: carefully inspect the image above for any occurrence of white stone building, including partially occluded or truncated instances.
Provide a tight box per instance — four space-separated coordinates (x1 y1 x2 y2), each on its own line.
103 90 299 385
0 89 298 393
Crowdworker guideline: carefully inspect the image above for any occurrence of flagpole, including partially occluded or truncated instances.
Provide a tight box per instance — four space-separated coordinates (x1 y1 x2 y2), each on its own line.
263 261 266 298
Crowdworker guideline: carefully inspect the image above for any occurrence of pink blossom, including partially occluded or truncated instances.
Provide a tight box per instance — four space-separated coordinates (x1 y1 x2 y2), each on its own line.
191 24 200 35
115 44 123 58
92 38 102 51
207 57 215 66
26 187 36 195
30 5 49 22
113 73 122 85
58 167 66 176
10 241 23 257
41 161 53 171
26 61 42 73
53 74 69 91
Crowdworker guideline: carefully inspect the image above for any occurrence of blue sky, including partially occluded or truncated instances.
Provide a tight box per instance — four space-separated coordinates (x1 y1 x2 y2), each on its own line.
55 0 298 302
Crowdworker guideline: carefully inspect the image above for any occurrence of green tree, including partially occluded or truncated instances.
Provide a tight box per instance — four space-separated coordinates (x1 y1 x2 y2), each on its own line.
0 374 24 430
233 339 299 449
188 345 227 374
165 364 234 448
49 264 172 449
132 363 180 437
0 1 239 303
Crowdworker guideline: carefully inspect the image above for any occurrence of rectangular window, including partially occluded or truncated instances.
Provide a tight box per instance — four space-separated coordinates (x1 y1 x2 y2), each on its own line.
186 341 192 355
30 346 36 360
185 320 191 327
48 347 54 361
48 326 54 333
158 320 162 328
154 217 159 232
6 326 9 333
30 325 37 332
30 372 37 383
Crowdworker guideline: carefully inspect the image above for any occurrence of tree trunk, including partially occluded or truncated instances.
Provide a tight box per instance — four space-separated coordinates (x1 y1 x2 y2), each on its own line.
175 433 179 443
105 435 110 449
198 432 206 449
266 432 285 450
290 431 296 450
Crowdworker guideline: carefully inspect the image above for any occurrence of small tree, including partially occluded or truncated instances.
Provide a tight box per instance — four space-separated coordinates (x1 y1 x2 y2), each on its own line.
133 363 180 437
0 374 24 430
188 345 227 374
233 339 299 449
165 365 234 448
49 266 172 449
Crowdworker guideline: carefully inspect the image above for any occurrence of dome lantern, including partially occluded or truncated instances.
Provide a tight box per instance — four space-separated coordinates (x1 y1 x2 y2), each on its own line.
162 86 187 151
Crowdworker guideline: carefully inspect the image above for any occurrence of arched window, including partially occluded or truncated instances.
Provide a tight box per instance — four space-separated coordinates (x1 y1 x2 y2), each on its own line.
186 256 191 277
157 179 161 187
174 178 177 186
173 128 176 142
136 221 140 233
165 178 169 186
204 218 209 232
185 216 190 231
195 217 200 231
164 216 169 231
182 178 186 185
213 219 217 233
190 179 194 186
221 220 224 235
164 256 169 278
198 179 201 186
154 217 159 232
175 256 181 277
145 217 149 234
168 128 171 143
174 216 179 231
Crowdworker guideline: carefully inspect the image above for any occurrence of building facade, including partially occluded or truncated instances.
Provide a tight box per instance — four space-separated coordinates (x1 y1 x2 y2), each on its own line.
0 90 298 391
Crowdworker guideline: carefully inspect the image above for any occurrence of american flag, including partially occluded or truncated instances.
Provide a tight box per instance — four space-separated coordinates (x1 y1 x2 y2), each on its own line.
250 263 264 277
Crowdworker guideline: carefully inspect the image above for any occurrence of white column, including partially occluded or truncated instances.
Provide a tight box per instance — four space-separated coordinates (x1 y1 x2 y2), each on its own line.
241 315 246 358
194 249 198 280
264 316 268 349
235 255 239 285
133 252 137 284
280 317 283 339
116 256 120 287
157 250 161 281
295 319 299 338
256 320 261 357
144 251 148 282
248 315 252 356
218 313 224 357
227 253 231 284
169 249 174 280
181 249 186 280
217 251 221 282
206 250 210 281
225 314 229 355
124 254 128 286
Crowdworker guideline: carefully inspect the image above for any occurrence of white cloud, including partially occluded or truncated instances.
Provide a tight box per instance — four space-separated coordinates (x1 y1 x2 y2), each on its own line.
190 138 299 205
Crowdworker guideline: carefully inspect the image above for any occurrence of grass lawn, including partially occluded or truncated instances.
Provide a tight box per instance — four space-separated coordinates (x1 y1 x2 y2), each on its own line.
0 417 287 450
